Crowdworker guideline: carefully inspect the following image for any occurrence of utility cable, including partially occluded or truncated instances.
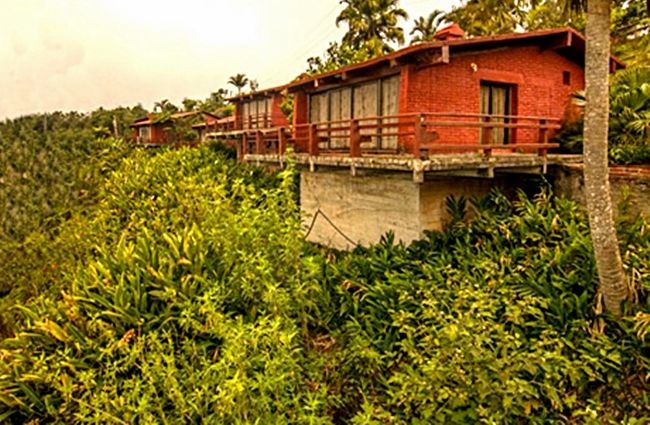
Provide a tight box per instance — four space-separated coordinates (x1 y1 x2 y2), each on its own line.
304 208 359 247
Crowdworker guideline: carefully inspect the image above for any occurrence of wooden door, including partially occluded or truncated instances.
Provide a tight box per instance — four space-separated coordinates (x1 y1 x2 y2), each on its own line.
480 83 512 144
353 81 379 148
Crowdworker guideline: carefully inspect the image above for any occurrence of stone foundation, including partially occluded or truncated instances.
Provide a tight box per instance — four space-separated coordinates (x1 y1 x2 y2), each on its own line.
301 170 502 250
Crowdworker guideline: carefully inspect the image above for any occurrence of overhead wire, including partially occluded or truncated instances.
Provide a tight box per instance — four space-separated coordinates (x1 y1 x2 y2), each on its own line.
258 3 344 86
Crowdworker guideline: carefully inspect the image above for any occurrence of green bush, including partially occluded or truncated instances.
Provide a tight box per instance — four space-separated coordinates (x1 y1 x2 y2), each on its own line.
308 191 650 423
0 147 332 423
556 67 650 164
0 110 141 336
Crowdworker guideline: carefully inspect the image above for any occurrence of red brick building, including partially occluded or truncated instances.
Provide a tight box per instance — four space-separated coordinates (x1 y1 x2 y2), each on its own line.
224 26 626 249
284 26 623 156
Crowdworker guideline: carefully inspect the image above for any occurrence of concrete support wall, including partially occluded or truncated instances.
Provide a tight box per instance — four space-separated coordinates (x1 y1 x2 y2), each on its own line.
419 178 502 230
301 171 501 250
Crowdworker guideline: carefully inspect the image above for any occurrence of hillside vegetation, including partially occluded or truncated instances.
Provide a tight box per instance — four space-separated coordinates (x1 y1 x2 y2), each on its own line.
0 134 648 422
0 108 145 336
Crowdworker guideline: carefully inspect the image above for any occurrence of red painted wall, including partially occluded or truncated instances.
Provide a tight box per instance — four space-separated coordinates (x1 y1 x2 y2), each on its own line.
271 94 289 128
401 45 585 149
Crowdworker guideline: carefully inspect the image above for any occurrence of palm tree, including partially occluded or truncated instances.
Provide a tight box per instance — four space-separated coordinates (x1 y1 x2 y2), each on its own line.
566 0 634 316
249 79 260 93
153 99 179 114
336 0 409 55
445 0 523 36
182 98 199 112
410 10 446 44
228 74 249 95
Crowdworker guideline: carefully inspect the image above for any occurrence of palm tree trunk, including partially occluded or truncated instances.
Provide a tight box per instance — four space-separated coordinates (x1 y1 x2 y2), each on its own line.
584 0 628 316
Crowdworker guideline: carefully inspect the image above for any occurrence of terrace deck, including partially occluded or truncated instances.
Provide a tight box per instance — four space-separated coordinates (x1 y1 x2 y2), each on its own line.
244 152 583 181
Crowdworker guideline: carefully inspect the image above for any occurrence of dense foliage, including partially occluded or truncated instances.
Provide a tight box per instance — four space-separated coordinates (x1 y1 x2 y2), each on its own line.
446 0 649 67
306 0 409 74
0 147 327 423
557 67 650 164
0 109 142 240
312 193 649 423
0 141 648 423
0 109 144 337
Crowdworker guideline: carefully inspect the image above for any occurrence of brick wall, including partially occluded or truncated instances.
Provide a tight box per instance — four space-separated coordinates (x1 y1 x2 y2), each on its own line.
401 45 585 150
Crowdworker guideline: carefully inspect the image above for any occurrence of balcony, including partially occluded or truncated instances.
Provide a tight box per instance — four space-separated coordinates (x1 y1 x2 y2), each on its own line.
225 112 581 179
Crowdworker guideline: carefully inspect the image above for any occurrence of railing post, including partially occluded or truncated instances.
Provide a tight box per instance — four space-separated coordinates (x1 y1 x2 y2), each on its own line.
255 131 264 155
350 119 361 158
278 128 287 155
242 133 248 156
235 136 242 160
483 145 493 158
308 123 319 156
538 119 549 146
248 115 253 130
481 116 493 147
413 114 425 158
538 119 549 172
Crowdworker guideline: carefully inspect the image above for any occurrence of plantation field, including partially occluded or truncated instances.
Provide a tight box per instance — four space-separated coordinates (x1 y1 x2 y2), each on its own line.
0 115 648 423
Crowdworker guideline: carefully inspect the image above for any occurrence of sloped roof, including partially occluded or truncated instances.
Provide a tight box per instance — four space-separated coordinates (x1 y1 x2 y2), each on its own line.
130 111 220 127
226 84 289 103
285 27 624 91
192 115 235 129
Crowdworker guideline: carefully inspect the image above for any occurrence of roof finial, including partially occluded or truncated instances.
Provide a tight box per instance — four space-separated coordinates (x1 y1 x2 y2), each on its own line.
434 23 465 41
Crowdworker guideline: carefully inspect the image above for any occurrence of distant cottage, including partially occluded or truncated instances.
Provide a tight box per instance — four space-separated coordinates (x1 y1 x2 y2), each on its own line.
130 111 220 146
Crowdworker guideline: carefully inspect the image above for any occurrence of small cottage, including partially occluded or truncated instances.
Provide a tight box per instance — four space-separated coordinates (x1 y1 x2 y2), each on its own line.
130 111 220 146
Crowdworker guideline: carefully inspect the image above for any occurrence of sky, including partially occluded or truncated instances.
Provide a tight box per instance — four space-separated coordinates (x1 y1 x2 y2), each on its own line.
0 0 460 119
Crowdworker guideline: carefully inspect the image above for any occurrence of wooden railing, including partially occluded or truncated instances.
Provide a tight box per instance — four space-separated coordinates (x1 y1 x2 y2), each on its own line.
239 112 561 159
240 113 288 130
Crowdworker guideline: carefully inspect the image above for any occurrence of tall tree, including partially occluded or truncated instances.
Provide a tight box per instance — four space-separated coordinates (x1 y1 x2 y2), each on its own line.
182 98 199 112
573 0 627 316
445 0 525 35
228 74 249 95
573 0 649 316
336 0 408 55
410 10 446 44
153 99 179 114
306 41 375 75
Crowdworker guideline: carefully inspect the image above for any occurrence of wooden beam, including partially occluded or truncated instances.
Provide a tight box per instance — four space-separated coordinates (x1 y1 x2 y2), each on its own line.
428 169 494 178
414 46 451 69
350 119 361 158
441 45 450 64
542 32 573 51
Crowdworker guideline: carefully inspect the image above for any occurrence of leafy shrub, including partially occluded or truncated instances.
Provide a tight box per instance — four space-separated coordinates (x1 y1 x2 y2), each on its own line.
556 67 650 164
0 110 143 336
309 191 650 423
610 143 650 165
0 146 333 423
